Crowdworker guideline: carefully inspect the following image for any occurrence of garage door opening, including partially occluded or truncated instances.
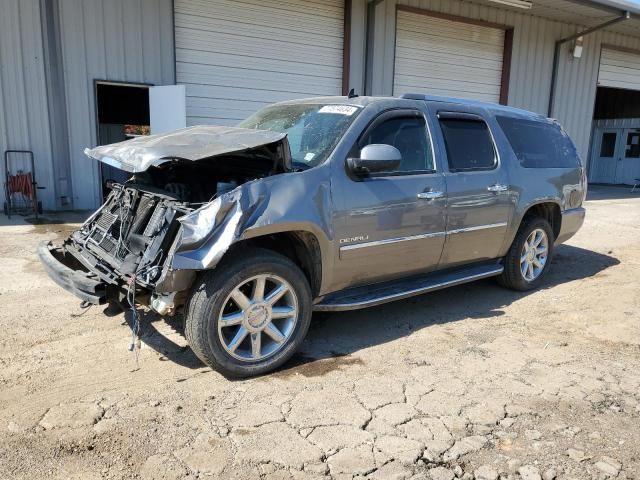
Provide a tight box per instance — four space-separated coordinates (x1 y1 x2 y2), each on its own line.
588 60 640 185
94 81 150 198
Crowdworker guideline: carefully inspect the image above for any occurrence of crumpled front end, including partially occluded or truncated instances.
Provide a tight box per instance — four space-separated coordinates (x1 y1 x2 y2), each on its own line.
39 126 296 314
36 183 193 311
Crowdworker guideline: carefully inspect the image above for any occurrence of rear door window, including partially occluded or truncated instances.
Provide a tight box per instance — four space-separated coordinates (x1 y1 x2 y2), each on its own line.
437 116 496 171
496 116 580 168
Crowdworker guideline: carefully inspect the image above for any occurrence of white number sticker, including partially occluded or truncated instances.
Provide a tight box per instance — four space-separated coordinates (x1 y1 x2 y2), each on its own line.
318 105 358 116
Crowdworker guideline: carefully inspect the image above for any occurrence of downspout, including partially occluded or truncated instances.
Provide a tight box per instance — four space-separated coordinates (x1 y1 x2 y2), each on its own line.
364 0 386 96
547 11 631 117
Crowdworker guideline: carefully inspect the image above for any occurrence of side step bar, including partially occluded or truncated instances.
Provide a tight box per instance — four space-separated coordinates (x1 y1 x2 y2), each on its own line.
314 264 504 312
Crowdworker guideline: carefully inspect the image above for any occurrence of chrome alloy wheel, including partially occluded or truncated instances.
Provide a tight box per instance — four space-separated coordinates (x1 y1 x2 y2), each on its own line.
218 274 298 362
520 228 549 282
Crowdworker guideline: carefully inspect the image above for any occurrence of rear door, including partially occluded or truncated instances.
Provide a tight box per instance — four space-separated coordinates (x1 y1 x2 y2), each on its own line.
429 104 512 267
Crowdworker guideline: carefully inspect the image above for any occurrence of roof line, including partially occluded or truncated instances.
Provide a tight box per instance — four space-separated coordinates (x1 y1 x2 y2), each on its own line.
567 0 640 17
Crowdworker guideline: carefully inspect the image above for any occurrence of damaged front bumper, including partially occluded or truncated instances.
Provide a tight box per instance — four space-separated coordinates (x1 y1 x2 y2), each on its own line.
36 183 249 311
37 182 197 309
37 241 107 304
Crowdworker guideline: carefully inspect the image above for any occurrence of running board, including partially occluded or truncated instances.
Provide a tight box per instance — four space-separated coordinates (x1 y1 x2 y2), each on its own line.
314 264 503 312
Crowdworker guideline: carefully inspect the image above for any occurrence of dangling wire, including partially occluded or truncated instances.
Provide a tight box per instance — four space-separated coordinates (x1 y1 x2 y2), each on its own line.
126 274 141 370
71 301 93 317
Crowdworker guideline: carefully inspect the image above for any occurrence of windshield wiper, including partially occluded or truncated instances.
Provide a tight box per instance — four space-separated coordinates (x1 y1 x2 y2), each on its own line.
291 161 311 172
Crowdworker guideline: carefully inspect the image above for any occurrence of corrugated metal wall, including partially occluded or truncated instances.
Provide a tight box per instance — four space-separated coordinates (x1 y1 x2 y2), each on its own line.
365 0 640 161
55 0 175 209
0 0 56 210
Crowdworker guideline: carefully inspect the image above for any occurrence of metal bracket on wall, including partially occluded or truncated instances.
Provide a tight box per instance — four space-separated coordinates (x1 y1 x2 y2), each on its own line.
547 10 631 117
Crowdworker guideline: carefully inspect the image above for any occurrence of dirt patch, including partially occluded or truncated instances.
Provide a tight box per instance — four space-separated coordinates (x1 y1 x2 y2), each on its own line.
0 186 639 479
274 353 366 379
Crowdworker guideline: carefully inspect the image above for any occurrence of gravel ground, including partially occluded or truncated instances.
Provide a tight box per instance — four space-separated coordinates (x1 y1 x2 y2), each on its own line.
0 185 639 480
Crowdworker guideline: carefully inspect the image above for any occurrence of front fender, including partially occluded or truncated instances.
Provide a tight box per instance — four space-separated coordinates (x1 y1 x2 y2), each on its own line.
171 168 333 272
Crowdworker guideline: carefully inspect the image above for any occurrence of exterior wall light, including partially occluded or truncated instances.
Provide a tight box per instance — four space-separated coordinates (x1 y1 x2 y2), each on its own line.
572 36 584 58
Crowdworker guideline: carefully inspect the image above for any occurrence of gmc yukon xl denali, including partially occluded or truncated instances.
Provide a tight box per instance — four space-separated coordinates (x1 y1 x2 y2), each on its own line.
38 94 586 377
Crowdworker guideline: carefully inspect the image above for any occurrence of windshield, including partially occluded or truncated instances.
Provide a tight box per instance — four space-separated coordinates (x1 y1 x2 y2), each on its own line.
238 103 361 168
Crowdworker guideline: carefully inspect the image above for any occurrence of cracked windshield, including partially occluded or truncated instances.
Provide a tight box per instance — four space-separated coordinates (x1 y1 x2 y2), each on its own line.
238 103 361 168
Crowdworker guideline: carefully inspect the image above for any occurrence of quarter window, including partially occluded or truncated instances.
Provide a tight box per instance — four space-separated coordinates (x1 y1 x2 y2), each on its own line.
496 116 580 168
438 118 496 171
360 116 434 173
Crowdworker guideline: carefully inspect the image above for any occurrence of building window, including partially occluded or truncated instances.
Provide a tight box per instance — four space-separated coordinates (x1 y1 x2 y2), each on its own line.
625 131 640 159
600 132 617 158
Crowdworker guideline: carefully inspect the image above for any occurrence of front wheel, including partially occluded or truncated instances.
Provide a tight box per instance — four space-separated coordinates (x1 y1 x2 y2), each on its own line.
185 249 312 378
499 217 554 291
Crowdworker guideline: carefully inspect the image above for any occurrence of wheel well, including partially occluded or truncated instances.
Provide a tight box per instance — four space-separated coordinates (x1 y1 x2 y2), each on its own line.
523 202 561 239
230 231 323 297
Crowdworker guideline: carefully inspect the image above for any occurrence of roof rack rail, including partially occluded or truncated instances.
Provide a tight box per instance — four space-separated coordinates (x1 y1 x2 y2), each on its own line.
399 93 427 100
398 92 547 120
399 93 467 104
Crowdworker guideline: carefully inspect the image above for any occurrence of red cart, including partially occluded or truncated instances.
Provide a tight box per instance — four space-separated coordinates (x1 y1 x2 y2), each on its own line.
3 150 43 219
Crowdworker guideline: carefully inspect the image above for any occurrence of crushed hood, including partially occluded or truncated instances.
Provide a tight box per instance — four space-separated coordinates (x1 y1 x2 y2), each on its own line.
84 125 289 173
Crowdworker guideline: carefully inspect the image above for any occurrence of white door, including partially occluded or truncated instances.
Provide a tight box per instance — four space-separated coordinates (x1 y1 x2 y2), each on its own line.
616 128 640 185
589 129 620 183
393 10 505 102
149 85 187 134
174 0 344 126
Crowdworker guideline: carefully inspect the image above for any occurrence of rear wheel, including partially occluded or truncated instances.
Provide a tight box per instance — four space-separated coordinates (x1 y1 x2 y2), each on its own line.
185 249 312 378
499 217 554 291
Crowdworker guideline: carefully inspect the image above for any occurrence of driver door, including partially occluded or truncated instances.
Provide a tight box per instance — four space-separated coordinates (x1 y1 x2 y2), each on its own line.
331 109 447 291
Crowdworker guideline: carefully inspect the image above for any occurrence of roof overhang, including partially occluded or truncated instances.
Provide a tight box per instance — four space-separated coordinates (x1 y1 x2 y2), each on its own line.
580 0 640 16
467 0 640 37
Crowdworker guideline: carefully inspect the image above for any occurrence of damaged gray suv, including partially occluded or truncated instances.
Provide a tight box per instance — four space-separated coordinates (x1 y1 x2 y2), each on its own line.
39 94 586 377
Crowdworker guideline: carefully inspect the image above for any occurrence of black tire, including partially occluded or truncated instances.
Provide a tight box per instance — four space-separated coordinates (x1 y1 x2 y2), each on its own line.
185 248 312 378
498 216 554 291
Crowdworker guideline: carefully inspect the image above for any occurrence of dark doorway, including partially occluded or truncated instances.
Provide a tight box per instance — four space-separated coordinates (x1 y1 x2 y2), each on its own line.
594 86 640 119
589 86 640 185
94 81 151 198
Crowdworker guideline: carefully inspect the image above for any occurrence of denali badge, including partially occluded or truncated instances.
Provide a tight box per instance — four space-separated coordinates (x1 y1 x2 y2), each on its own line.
339 235 369 244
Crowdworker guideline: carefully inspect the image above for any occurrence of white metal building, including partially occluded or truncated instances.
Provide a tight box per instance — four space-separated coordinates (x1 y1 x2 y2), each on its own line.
2 0 640 211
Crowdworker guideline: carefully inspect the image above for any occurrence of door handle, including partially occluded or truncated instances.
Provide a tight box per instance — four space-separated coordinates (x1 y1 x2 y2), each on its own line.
487 184 509 193
417 191 443 200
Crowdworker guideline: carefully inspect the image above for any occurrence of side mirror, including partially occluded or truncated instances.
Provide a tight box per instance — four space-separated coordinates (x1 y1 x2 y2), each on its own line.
347 144 402 176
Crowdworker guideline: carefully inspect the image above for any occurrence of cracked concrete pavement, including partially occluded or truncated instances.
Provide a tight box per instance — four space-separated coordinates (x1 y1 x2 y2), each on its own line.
0 186 639 479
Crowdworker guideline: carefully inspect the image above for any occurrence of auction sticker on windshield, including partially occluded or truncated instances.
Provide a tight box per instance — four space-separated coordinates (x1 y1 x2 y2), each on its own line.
318 105 358 115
